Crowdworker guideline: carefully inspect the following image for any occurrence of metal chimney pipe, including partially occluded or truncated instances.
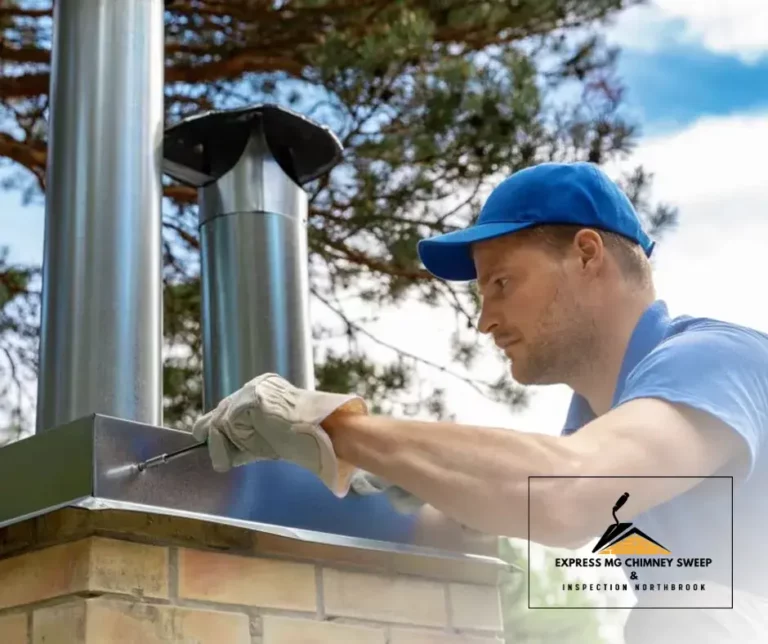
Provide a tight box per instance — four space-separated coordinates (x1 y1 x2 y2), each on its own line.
162 111 423 542
162 105 342 410
36 0 165 432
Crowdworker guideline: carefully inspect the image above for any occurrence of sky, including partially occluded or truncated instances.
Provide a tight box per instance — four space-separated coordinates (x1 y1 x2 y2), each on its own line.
1 2 767 637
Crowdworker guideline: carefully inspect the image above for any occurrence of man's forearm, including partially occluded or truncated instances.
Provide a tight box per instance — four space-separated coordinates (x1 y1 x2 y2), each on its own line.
323 412 580 541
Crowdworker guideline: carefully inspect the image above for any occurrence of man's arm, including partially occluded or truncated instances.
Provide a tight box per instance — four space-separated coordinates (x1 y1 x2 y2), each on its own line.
323 397 748 547
561 397 749 543
324 411 577 542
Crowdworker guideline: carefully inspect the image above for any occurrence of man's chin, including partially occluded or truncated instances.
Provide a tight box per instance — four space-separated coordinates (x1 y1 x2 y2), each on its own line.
509 359 555 387
509 361 532 385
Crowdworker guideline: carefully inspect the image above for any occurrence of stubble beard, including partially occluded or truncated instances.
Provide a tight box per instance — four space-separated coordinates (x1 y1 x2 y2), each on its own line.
511 289 600 387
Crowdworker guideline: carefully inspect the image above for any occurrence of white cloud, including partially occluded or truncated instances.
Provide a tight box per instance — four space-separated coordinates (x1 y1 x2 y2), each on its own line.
613 112 768 206
608 111 768 331
607 0 768 63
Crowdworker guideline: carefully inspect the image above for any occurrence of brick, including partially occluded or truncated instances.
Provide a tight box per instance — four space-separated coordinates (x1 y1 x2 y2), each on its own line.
449 583 502 631
85 598 250 643
258 534 501 585
33 600 87 644
88 537 168 598
257 533 393 572
391 553 500 586
262 615 385 644
322 568 447 627
33 598 250 643
178 548 316 611
0 536 168 610
0 539 90 610
0 509 256 559
390 628 503 644
0 613 28 644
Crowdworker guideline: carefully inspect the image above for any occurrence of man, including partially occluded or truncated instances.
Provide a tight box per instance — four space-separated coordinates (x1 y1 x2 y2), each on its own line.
192 162 768 643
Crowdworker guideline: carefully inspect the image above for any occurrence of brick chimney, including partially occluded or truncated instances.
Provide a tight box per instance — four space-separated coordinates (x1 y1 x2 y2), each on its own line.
0 508 504 643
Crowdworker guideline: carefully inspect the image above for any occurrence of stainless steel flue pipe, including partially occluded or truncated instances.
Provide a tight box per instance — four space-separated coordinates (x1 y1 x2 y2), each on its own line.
36 0 165 432
162 105 343 410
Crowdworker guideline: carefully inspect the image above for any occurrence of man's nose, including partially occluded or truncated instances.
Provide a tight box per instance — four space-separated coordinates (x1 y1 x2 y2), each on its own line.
477 302 498 335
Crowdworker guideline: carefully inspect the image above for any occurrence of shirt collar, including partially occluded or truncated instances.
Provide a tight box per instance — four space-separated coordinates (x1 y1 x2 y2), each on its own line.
561 299 672 434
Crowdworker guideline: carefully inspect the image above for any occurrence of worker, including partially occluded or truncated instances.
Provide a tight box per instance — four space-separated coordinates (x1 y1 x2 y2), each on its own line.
192 162 768 643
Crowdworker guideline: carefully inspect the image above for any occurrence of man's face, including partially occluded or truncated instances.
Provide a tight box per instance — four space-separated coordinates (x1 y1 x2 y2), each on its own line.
472 233 598 385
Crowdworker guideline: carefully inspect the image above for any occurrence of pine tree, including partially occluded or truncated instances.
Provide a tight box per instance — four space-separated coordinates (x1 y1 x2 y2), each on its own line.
0 0 676 432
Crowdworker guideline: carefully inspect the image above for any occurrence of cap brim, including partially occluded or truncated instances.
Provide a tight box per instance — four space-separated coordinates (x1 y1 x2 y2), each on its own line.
417 221 536 281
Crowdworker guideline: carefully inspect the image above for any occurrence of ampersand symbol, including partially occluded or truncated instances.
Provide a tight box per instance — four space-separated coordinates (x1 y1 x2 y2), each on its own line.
630 571 637 580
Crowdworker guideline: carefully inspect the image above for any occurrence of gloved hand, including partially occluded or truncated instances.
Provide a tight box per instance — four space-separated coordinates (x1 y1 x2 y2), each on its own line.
191 373 367 497
349 470 426 514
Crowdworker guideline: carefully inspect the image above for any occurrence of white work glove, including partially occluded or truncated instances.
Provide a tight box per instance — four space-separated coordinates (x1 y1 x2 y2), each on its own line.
350 470 426 514
191 373 367 497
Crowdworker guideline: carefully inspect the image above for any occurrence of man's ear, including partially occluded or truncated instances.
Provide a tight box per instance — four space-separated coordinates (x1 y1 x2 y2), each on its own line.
573 229 604 271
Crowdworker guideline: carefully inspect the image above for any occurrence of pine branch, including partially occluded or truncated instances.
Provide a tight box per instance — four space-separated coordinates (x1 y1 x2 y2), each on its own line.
311 286 504 400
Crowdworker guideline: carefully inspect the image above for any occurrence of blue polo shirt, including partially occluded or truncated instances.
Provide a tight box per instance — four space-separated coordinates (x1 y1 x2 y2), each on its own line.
562 300 768 600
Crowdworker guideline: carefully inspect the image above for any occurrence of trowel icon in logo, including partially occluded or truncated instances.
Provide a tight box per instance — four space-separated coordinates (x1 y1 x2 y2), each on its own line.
592 492 670 555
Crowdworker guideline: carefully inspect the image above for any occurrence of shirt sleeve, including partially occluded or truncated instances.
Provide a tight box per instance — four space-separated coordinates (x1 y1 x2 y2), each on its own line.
616 322 768 483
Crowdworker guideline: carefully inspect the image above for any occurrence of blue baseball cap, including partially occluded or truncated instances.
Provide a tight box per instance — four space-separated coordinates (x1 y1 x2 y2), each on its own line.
417 162 655 281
